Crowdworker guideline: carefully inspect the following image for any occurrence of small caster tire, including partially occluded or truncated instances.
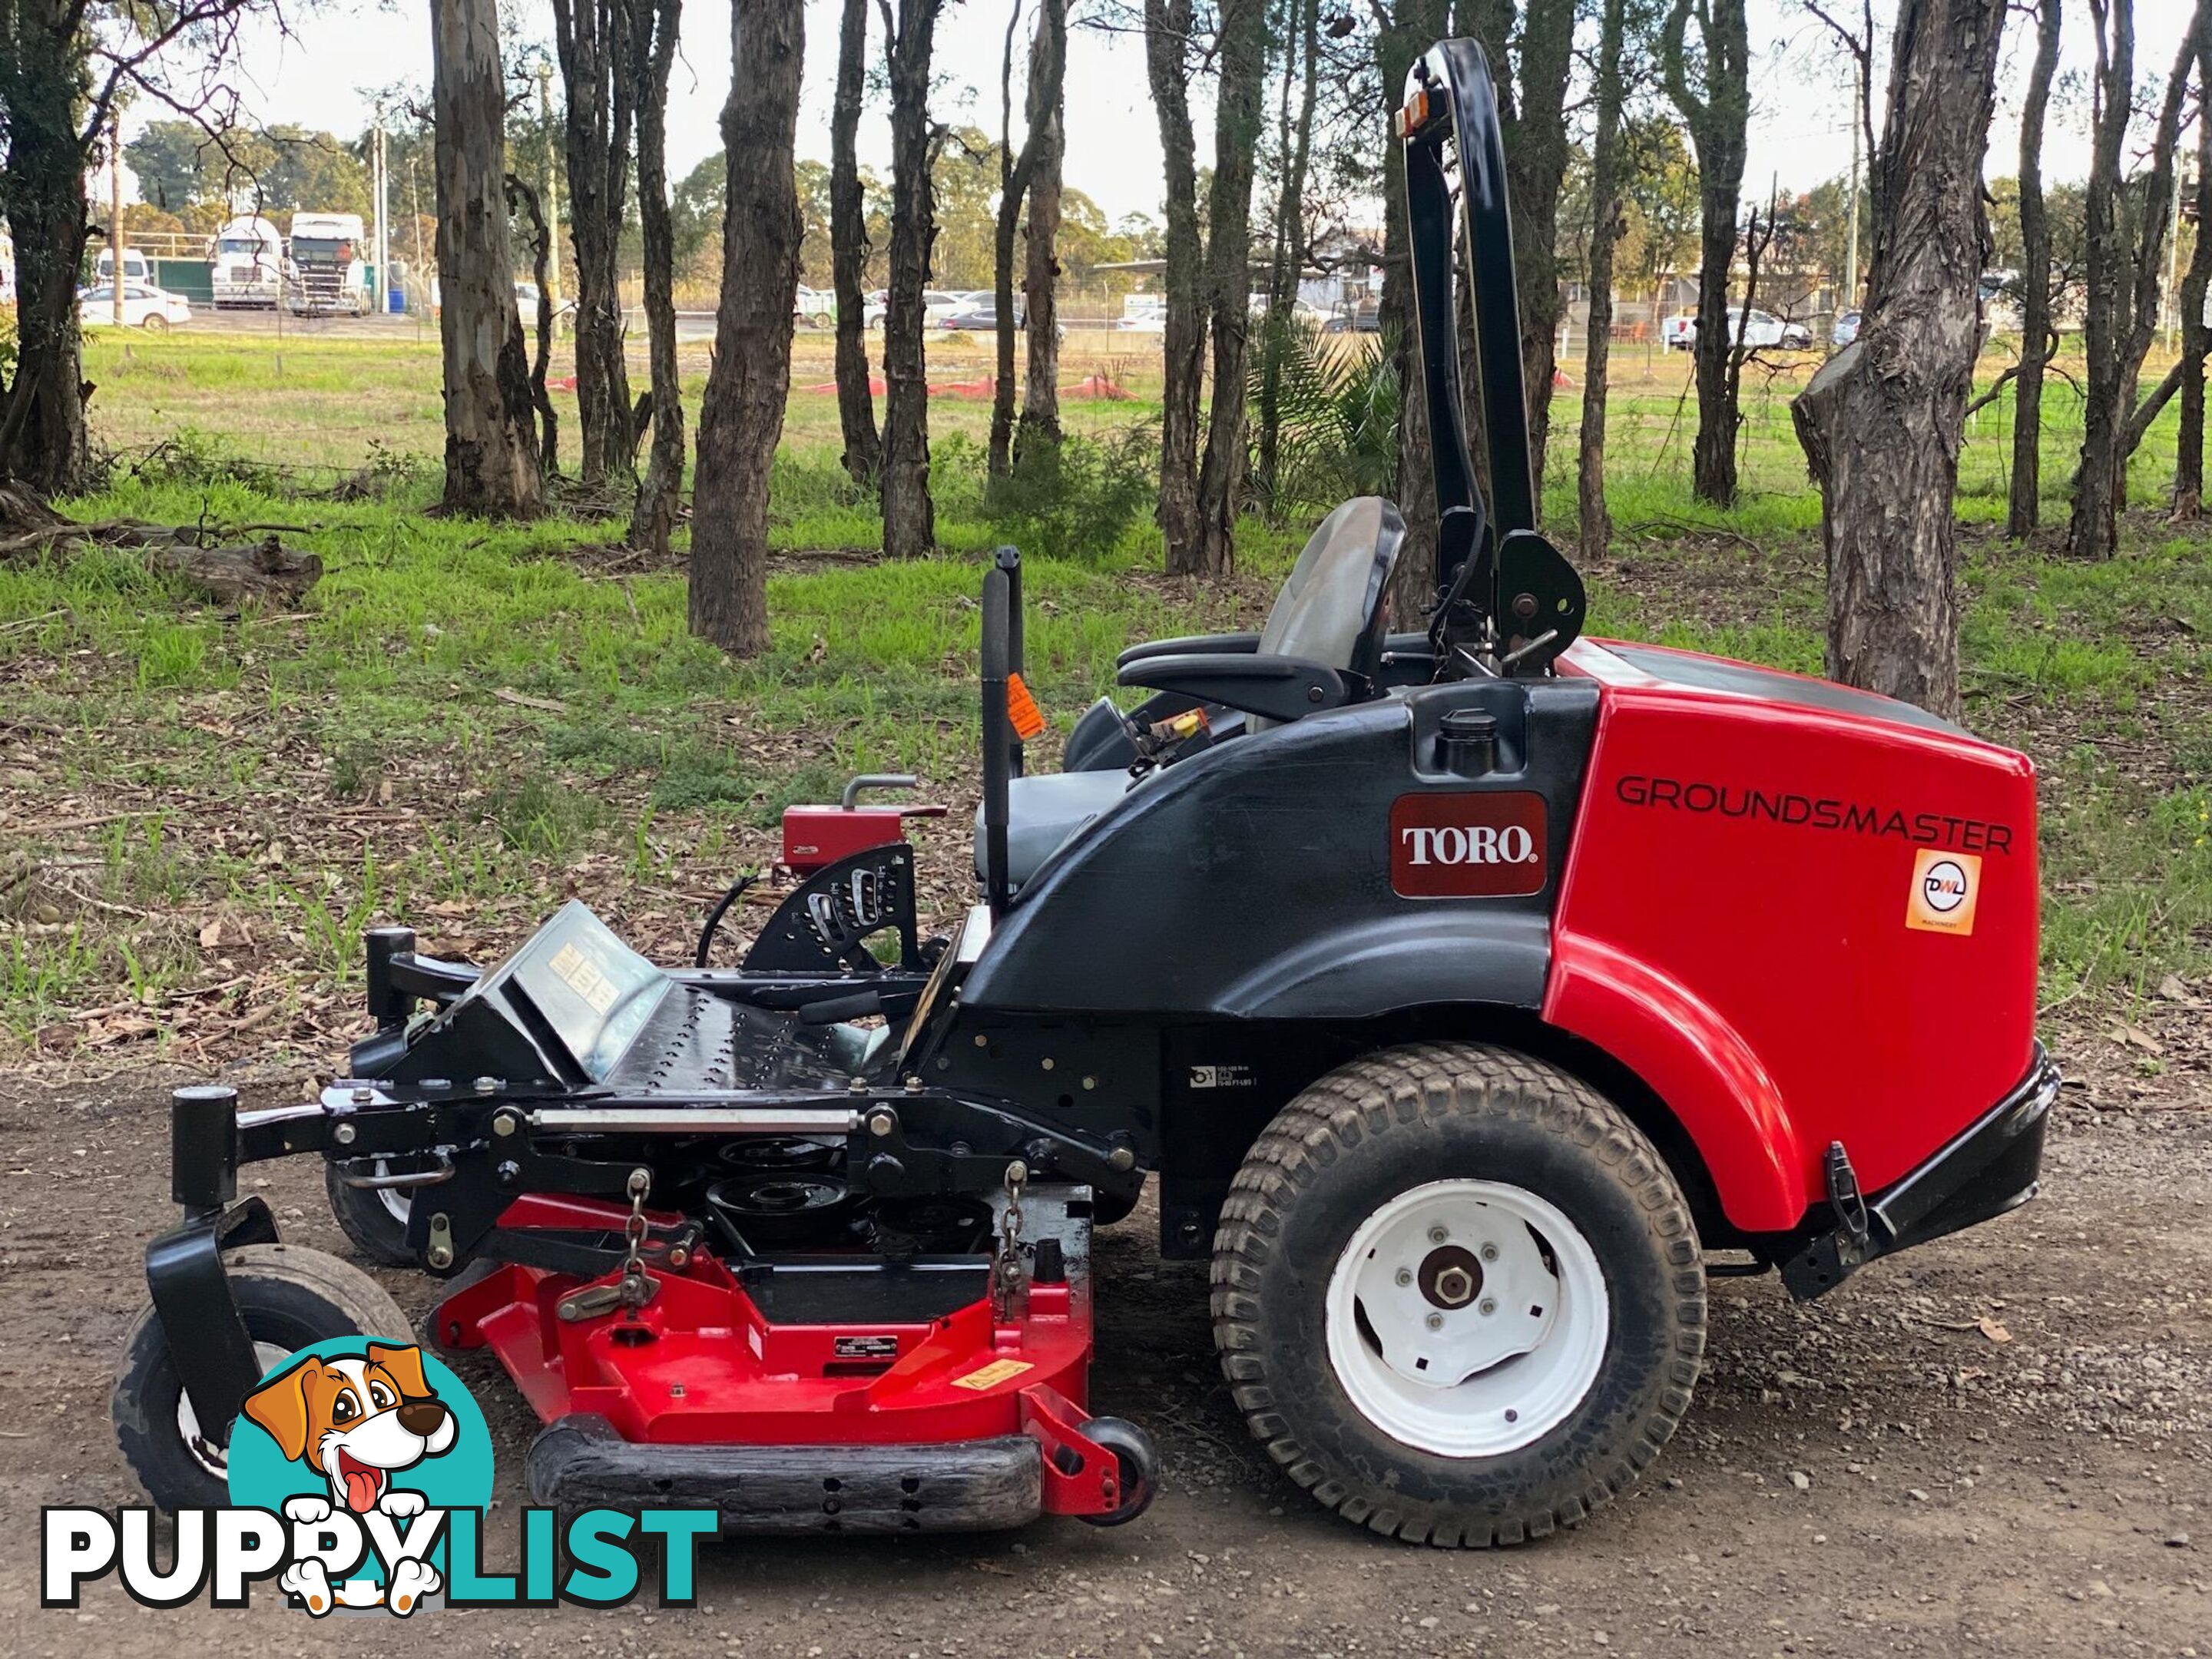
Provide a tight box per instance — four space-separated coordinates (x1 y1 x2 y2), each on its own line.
326 1157 436 1267
113 1243 412 1512
1077 1416 1159 1527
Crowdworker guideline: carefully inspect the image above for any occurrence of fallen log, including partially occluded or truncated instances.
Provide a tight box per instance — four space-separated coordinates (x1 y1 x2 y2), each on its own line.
154 535 323 605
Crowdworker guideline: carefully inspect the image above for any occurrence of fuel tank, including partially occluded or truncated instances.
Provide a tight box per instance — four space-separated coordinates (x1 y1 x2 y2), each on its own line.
1546 639 2041 1228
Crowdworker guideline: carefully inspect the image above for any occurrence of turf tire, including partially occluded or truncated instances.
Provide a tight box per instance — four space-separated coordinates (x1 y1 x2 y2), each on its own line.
1210 1041 1705 1547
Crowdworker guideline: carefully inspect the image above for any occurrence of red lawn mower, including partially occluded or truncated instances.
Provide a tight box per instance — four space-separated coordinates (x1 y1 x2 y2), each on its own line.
114 40 2055 1546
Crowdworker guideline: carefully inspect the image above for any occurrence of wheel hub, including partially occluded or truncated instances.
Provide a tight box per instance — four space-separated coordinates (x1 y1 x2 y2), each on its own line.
1418 1245 1482 1309
1325 1179 1609 1459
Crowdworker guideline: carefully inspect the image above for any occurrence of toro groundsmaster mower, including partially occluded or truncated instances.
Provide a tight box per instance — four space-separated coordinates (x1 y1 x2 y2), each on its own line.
113 39 2055 1546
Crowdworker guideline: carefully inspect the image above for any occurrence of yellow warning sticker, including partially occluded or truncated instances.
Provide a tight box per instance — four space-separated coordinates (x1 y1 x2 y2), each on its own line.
951 1358 1034 1392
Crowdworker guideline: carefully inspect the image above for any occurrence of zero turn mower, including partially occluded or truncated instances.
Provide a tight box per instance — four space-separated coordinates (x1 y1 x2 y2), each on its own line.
114 39 2055 1545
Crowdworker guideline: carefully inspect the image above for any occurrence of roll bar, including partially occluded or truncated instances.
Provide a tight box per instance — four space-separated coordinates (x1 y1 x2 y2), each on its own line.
1398 39 1585 677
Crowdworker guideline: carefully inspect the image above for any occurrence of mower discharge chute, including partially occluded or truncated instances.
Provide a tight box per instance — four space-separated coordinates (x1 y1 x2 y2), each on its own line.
114 38 2057 1548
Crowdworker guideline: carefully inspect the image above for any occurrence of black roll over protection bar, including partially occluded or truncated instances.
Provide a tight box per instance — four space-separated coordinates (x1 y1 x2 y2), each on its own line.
1397 39 1585 677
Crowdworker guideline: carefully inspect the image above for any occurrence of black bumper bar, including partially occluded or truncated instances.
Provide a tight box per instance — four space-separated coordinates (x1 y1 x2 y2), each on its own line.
1778 1045 2058 1300
526 1415 1044 1533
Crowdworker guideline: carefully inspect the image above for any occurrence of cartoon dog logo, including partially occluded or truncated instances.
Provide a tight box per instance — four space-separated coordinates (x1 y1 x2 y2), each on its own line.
241 1342 455 1615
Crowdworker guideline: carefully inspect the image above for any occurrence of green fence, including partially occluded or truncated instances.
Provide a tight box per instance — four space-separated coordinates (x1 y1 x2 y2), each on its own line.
154 259 213 303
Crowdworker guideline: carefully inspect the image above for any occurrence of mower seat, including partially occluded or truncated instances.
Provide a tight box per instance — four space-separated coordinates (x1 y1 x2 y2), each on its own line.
978 498 1406 894
1245 495 1406 730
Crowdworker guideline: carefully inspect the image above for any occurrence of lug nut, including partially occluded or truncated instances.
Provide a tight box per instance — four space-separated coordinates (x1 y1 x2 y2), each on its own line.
1479 1297 1498 1316
1395 1268 1413 1287
1432 1266 1475 1306
1480 1243 1499 1263
1425 1313 1445 1331
1428 1226 1449 1244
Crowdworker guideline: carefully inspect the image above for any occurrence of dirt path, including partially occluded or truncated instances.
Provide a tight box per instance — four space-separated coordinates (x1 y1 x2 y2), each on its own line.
2 1051 2207 1657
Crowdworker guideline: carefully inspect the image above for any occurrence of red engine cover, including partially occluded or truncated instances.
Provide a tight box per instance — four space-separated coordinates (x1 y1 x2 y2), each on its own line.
1548 641 2040 1232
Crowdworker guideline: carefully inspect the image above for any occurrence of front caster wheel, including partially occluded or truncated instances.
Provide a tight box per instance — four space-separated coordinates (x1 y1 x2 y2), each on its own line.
112 1243 412 1511
1211 1043 1705 1547
1077 1416 1160 1527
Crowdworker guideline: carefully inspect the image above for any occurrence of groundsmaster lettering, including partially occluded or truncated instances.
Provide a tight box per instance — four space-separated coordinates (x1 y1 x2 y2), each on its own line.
1613 774 2015 855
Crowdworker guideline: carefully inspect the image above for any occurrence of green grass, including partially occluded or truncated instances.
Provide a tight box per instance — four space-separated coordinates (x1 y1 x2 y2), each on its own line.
0 327 2204 1055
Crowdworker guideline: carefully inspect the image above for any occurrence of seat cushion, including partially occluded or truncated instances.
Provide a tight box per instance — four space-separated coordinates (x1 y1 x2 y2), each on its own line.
976 769 1142 891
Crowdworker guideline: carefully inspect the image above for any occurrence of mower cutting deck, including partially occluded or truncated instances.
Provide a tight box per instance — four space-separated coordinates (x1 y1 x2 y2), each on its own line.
114 38 2055 1548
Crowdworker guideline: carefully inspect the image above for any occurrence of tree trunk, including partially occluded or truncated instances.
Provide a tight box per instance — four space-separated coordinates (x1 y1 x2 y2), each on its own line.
505 173 564 475
2006 0 2061 538
2178 35 2212 518
1254 0 1320 518
628 0 685 555
432 0 546 519
552 0 641 491
830 0 882 484
1145 0 1206 572
1015 0 1068 462
1790 0 2007 720
1664 0 1750 508
1577 0 1629 563
690 0 804 654
880 0 942 560
1502 0 1577 511
989 0 1066 480
2068 0 2205 557
1190 0 1270 576
0 0 92 496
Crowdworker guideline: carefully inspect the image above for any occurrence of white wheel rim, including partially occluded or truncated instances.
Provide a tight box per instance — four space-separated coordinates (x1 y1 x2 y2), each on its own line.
1325 1179 1608 1459
373 1160 413 1228
177 1341 291 1477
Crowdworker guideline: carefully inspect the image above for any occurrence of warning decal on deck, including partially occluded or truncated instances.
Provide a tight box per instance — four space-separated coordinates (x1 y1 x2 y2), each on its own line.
951 1358 1035 1392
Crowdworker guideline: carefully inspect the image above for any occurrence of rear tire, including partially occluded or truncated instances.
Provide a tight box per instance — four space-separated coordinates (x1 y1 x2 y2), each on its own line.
112 1243 412 1512
1210 1042 1704 1547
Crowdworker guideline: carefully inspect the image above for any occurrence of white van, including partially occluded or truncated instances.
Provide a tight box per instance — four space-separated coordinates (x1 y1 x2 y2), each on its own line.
96 247 153 286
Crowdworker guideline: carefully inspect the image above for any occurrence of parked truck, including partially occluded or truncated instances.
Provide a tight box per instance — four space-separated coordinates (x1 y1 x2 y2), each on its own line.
286 212 374 316
208 215 286 308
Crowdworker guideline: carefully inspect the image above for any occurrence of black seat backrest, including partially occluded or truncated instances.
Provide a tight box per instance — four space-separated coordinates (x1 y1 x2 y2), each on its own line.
1250 498 1406 729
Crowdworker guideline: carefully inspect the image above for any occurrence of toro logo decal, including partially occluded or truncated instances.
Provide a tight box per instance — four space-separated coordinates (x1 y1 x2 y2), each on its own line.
1906 848 1981 936
1389 792 1548 899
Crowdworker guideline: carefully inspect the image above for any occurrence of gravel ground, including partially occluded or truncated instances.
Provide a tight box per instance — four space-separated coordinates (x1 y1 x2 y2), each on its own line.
1 1044 2206 1657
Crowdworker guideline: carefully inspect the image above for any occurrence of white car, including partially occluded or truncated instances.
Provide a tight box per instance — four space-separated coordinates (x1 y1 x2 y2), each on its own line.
793 286 836 328
1664 307 1812 352
78 282 192 331
860 290 971 329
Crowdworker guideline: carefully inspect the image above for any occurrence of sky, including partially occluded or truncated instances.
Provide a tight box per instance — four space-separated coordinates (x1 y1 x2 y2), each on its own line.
126 0 2198 225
